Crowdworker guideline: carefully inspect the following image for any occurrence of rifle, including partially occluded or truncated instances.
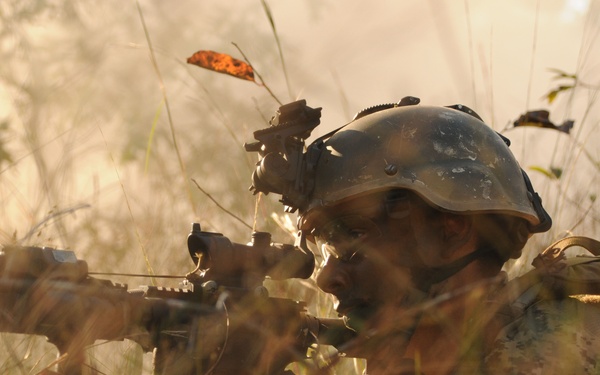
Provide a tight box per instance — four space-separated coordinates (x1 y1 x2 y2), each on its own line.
0 223 355 375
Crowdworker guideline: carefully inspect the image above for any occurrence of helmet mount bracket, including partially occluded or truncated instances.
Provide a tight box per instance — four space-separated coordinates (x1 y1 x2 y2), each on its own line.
244 100 322 212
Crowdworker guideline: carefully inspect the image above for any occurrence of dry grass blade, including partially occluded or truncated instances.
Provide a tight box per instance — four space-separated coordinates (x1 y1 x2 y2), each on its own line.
232 42 283 106
19 204 91 244
191 178 252 230
261 0 293 100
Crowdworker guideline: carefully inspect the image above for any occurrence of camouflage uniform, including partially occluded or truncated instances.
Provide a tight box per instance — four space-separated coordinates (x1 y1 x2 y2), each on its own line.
484 297 600 374
362 279 600 375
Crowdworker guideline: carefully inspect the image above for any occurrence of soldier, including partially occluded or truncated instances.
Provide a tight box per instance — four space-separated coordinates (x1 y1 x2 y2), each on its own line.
291 99 600 374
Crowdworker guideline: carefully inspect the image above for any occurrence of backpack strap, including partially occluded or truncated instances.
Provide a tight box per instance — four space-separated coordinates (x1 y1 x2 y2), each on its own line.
532 236 600 271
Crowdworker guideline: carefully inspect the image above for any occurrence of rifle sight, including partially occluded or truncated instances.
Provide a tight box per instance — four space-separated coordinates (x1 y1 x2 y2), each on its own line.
187 223 314 288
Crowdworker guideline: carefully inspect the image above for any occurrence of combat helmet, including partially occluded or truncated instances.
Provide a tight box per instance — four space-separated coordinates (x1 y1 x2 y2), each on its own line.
300 98 551 239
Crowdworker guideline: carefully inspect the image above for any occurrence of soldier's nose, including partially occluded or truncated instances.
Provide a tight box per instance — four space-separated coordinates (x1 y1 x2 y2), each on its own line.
316 258 350 295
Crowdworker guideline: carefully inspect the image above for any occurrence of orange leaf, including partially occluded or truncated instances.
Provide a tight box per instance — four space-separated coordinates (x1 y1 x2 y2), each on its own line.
187 50 255 82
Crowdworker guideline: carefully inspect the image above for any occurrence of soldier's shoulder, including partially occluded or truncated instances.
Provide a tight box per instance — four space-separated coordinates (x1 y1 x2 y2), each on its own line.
484 297 600 374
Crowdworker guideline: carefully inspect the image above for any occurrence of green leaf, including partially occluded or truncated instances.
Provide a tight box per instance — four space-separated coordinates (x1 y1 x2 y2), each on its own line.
529 166 558 180
547 68 577 81
543 85 574 104
549 167 563 179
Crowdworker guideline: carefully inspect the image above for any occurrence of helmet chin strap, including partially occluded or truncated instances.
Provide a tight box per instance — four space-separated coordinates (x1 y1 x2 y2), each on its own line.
410 247 494 292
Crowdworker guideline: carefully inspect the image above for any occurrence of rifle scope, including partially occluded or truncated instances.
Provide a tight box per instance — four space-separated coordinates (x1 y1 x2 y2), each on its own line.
187 223 315 287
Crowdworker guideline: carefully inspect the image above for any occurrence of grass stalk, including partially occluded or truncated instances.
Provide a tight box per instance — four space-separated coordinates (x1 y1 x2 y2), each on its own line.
98 124 156 285
261 0 293 101
232 42 282 106
135 0 196 216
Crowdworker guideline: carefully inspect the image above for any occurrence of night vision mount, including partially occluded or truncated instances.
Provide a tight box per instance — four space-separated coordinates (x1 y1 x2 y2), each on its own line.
244 100 322 212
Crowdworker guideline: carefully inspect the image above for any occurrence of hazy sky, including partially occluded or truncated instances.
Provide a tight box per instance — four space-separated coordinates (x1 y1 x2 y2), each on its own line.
0 0 597 245
255 0 598 130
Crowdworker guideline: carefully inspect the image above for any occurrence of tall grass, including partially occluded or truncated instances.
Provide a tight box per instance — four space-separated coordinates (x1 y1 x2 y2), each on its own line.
0 1 597 374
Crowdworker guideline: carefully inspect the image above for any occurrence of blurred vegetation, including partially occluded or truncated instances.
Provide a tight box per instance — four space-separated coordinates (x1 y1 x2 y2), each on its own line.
0 0 598 374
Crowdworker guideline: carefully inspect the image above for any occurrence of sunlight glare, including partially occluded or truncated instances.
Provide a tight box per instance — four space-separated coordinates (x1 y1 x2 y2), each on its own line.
561 0 589 22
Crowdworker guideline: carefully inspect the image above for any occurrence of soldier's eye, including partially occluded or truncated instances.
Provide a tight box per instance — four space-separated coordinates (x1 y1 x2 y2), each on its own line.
347 228 367 240
318 217 379 245
314 215 382 262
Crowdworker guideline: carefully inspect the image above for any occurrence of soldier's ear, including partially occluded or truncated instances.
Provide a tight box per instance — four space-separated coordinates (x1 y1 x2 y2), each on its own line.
440 213 478 259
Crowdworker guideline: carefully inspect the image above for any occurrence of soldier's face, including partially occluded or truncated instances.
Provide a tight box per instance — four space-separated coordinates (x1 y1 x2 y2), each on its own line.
312 191 427 331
